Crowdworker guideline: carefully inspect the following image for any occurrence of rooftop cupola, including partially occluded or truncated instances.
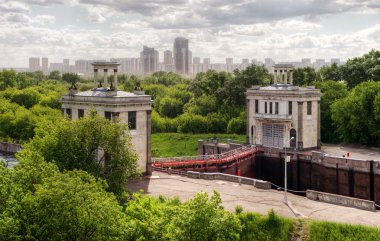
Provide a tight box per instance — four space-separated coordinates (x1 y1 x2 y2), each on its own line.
273 64 294 85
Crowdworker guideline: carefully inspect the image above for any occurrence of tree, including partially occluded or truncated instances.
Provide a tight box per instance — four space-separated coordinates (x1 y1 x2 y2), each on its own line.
314 81 348 143
340 49 380 89
18 111 139 194
48 70 62 81
19 170 129 241
158 97 184 118
293 67 318 86
331 82 380 145
318 63 342 81
62 73 80 87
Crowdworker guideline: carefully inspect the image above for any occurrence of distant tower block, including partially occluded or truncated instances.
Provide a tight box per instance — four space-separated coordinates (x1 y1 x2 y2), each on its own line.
61 61 153 174
273 64 294 85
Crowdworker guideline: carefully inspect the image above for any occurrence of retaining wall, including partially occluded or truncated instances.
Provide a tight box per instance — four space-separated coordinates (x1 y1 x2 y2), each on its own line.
306 190 376 211
187 171 271 189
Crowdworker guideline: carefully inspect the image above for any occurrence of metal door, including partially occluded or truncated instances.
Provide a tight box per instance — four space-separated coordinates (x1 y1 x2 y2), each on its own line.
263 124 284 148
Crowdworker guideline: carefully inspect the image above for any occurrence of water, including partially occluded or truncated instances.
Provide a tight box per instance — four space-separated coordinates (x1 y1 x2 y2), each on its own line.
0 153 19 168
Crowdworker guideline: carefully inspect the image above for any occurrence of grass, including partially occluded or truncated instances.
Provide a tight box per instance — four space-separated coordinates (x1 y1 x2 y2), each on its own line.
308 220 380 241
238 209 294 241
151 133 246 157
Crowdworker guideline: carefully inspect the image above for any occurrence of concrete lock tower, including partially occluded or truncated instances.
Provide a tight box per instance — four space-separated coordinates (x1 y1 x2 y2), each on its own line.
246 64 321 150
61 61 153 174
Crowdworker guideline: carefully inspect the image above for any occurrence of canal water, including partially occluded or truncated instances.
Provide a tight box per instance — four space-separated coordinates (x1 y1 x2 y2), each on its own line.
0 153 18 168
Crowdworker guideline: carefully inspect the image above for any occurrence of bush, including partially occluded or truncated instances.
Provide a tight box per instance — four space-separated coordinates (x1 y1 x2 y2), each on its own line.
227 114 246 134
158 97 184 118
177 114 208 133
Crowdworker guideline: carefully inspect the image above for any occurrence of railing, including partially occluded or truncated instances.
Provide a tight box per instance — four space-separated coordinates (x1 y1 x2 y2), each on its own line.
203 138 246 145
0 142 22 154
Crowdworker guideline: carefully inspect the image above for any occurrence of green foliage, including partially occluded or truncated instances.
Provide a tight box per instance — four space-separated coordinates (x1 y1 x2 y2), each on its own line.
238 209 293 241
62 72 80 87
332 82 380 145
293 67 318 86
48 70 62 81
125 191 242 241
177 113 208 133
319 63 342 81
19 111 139 194
309 220 380 241
313 81 348 143
227 112 246 134
341 49 380 89
158 97 184 118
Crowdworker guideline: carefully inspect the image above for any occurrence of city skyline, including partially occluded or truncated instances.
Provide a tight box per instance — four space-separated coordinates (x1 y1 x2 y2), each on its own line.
1 0 379 68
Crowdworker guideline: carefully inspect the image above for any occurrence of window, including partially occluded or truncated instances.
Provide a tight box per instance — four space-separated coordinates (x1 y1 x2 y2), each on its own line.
78 109 84 119
270 102 273 114
66 108 72 119
288 101 292 115
275 102 279 114
265 102 267 113
255 100 258 113
105 111 112 120
307 101 312 115
128 111 136 130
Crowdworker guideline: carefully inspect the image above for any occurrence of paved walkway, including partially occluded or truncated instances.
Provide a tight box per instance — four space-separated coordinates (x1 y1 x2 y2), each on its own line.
127 172 380 227
321 144 380 161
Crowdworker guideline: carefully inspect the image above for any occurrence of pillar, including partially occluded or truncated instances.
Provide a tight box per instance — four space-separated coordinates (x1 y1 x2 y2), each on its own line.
317 101 321 148
290 71 293 85
104 69 108 89
94 69 98 88
113 69 118 90
284 70 288 84
274 70 277 84
146 110 152 175
297 102 303 150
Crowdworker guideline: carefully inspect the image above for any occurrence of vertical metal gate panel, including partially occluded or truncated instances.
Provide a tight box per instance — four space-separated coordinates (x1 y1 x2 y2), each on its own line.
262 124 284 148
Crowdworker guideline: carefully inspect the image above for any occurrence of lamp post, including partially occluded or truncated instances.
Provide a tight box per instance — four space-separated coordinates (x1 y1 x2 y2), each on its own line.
284 136 294 204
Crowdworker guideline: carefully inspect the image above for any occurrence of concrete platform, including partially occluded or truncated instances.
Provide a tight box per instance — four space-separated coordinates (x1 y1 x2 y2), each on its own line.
127 171 380 228
321 144 380 161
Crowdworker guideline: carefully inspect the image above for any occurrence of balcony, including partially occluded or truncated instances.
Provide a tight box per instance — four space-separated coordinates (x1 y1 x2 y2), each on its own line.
254 113 292 121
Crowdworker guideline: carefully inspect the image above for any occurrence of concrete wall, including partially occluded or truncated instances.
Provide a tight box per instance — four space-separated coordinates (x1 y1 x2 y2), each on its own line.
306 190 376 211
187 171 272 189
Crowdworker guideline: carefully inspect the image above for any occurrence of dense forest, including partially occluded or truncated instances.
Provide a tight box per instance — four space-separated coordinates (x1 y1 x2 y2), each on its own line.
1 50 380 145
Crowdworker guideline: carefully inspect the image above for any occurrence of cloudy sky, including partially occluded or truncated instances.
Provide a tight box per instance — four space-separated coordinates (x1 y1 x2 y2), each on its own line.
1 0 380 67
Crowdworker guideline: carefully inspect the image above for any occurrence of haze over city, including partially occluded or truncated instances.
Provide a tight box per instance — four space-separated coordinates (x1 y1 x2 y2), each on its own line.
1 0 380 68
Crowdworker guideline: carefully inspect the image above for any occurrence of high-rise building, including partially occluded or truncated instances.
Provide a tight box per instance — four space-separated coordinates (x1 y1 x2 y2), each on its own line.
163 50 174 72
264 58 275 73
164 50 173 65
140 46 158 75
173 37 189 75
314 59 326 70
41 57 48 72
29 57 40 71
75 59 91 74
242 58 249 64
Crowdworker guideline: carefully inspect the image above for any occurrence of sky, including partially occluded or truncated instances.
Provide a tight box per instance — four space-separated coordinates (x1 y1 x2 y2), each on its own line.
0 0 380 67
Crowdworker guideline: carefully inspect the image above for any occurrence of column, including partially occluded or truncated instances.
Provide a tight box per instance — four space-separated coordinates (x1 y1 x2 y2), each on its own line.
94 69 98 88
297 102 303 150
104 69 108 89
317 101 321 148
146 110 152 175
290 71 293 85
284 70 288 84
113 69 118 90
274 70 278 84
